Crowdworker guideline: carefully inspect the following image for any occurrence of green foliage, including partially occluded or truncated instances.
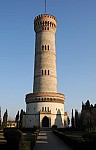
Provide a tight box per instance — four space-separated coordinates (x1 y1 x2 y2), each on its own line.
3 129 22 150
3 129 22 143
2 109 8 129
15 111 19 128
82 132 96 142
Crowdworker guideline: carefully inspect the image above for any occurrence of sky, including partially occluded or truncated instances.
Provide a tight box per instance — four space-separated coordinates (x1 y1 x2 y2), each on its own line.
0 0 96 121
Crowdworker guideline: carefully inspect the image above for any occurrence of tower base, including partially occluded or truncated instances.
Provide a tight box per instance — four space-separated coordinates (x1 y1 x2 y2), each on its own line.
23 92 65 128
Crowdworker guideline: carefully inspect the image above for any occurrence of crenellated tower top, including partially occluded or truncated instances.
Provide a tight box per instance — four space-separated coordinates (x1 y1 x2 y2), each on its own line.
34 14 57 33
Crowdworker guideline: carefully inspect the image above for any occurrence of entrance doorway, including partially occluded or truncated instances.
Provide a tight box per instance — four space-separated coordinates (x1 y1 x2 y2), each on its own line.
42 116 49 127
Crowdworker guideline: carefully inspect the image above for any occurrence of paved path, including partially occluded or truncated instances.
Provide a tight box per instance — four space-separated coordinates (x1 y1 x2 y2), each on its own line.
33 129 74 150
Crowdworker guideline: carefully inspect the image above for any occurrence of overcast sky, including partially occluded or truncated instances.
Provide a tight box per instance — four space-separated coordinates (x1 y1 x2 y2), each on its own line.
0 0 96 120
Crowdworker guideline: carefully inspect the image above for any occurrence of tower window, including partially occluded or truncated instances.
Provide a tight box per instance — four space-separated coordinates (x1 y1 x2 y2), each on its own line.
42 45 44 50
48 70 49 75
45 107 46 111
48 45 49 50
42 107 44 111
48 107 50 112
45 70 46 75
45 45 46 50
42 70 43 75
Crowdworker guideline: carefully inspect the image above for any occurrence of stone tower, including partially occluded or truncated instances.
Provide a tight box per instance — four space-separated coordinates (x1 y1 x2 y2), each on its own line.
23 14 65 128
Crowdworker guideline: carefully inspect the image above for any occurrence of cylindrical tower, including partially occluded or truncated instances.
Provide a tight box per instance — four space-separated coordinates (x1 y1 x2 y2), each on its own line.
33 14 57 93
23 14 65 128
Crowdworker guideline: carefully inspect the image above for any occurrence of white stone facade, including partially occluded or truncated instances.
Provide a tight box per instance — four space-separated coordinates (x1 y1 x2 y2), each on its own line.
23 14 65 128
23 101 64 128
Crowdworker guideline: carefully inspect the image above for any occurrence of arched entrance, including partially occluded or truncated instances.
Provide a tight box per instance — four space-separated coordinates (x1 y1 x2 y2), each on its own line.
42 116 49 127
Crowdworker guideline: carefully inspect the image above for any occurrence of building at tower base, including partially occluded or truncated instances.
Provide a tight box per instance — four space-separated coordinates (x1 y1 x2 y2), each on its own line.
23 14 65 128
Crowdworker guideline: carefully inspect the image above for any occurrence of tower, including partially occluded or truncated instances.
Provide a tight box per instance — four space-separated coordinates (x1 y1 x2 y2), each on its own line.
33 14 57 93
23 3 65 128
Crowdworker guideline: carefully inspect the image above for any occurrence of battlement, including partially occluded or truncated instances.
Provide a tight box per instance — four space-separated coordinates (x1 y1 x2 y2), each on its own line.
34 14 56 22
34 14 57 33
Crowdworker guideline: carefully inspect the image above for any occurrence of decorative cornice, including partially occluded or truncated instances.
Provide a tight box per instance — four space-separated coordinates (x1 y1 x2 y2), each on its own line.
25 92 65 104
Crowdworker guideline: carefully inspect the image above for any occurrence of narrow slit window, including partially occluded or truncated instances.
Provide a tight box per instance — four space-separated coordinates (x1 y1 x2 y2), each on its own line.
45 45 46 50
48 107 50 112
42 70 43 75
48 70 49 75
48 45 49 50
42 107 44 111
45 70 46 75
45 107 46 111
42 45 44 50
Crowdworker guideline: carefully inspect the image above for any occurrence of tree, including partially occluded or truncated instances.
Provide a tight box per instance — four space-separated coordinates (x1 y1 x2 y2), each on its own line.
15 111 19 128
3 109 8 129
71 109 75 128
19 109 25 128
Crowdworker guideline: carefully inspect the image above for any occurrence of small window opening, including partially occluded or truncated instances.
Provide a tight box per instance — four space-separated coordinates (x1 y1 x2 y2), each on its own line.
45 45 46 50
42 45 44 50
42 107 44 111
42 70 43 75
45 107 46 111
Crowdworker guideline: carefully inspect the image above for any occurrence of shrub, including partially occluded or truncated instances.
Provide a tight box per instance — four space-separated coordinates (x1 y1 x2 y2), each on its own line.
52 125 58 129
82 132 96 142
3 129 23 150
33 125 38 131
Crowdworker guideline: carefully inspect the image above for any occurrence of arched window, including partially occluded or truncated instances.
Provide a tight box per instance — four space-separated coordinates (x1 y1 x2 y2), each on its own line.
45 70 46 75
48 45 49 50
